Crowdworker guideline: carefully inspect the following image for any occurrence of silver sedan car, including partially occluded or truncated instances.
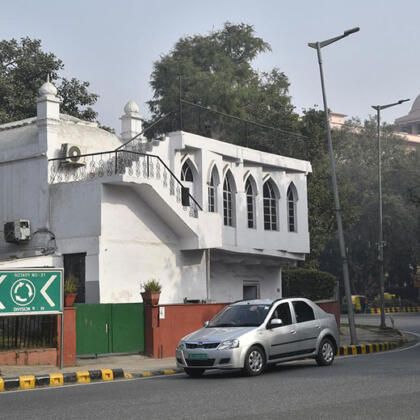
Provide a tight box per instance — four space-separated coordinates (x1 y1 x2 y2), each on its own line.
176 298 339 377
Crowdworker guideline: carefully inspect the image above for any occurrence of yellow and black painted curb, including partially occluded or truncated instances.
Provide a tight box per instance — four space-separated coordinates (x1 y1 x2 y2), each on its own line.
337 340 404 356
369 306 420 314
0 368 128 392
131 368 183 379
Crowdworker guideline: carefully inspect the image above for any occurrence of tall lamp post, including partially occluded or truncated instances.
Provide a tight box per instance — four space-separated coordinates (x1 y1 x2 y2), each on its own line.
308 28 360 345
371 99 410 328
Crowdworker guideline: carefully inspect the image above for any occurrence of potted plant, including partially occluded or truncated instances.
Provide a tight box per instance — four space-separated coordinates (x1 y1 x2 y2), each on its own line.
64 274 78 307
141 279 162 305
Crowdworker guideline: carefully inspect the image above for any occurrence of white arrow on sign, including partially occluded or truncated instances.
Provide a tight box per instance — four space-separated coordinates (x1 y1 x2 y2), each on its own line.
0 275 6 310
41 275 57 307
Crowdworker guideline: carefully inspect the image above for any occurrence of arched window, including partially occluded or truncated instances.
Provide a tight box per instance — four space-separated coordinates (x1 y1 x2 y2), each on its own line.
223 172 235 227
245 178 256 229
181 161 194 182
208 172 216 212
287 184 297 232
263 181 278 231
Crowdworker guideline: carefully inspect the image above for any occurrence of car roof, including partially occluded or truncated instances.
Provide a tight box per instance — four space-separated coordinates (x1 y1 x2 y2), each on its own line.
231 299 279 306
231 297 314 307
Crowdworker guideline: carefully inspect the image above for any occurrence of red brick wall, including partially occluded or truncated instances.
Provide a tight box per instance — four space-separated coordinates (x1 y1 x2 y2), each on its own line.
0 348 57 366
316 300 340 327
57 307 77 367
145 303 228 358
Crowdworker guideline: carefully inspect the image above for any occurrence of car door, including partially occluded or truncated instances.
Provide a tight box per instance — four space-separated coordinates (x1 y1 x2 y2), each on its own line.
266 302 301 361
291 300 320 355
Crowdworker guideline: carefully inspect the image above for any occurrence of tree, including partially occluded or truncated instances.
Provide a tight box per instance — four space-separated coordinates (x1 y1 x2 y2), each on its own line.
147 22 299 150
319 117 420 299
0 37 98 124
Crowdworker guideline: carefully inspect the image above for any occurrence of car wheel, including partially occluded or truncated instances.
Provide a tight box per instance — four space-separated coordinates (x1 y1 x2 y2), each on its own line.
184 368 205 378
315 338 335 366
243 345 266 376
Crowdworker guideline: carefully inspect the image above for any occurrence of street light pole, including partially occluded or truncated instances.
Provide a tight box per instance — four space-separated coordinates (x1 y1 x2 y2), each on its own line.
371 99 409 328
309 28 360 345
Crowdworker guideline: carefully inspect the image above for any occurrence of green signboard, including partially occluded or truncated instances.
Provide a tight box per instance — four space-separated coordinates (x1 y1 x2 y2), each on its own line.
0 269 63 316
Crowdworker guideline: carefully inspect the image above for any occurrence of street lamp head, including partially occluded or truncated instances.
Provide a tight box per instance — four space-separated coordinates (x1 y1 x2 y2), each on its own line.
398 99 410 104
309 26 360 49
344 27 360 36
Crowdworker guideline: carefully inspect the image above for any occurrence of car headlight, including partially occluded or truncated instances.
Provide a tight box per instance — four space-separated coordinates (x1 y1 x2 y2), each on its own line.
177 342 185 350
217 339 239 350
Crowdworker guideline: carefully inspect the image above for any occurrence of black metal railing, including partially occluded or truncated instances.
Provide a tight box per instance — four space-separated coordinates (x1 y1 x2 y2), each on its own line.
115 112 176 153
48 149 201 218
0 315 57 350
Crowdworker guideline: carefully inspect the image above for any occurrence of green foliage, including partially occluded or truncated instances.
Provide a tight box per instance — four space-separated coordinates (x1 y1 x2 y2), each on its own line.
319 117 420 299
282 268 337 301
141 279 162 293
147 22 299 141
64 274 78 294
0 37 98 124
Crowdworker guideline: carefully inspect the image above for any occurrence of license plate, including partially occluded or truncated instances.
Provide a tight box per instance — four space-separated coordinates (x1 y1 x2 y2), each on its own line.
188 353 208 360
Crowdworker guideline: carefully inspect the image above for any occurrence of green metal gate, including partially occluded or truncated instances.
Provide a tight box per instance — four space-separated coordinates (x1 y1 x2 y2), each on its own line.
74 303 144 355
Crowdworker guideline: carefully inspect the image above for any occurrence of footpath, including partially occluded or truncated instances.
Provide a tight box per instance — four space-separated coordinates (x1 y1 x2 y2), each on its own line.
0 323 413 391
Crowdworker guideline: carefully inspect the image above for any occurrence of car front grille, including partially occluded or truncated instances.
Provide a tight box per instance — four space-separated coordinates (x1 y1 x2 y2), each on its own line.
186 342 219 349
186 359 215 367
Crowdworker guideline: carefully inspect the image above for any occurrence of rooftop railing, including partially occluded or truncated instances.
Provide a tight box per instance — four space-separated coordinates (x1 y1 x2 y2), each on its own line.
48 149 201 218
118 101 309 161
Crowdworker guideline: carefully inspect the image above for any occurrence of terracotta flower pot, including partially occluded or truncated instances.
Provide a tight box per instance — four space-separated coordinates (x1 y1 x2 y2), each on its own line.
141 291 160 306
65 293 77 307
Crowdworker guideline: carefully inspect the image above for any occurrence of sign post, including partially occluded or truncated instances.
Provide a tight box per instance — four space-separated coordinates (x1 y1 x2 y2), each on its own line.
0 269 64 367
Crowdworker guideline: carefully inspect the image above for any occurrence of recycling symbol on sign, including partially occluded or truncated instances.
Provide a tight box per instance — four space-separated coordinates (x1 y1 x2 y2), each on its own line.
11 279 36 306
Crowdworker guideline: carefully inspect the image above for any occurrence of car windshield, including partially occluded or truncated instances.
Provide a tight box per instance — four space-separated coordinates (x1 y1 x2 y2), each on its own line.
208 304 271 327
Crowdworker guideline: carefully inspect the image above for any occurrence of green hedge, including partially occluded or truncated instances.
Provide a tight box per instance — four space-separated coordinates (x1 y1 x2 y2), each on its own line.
282 268 337 301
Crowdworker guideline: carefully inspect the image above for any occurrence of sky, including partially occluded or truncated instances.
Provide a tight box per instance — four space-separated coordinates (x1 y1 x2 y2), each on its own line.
1 0 418 131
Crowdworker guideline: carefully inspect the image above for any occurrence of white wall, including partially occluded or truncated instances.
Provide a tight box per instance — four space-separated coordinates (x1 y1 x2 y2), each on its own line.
151 131 311 258
0 155 50 258
49 181 102 302
210 261 282 302
100 184 207 304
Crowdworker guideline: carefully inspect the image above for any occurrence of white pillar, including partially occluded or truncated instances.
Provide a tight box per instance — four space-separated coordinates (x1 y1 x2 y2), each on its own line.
120 100 142 141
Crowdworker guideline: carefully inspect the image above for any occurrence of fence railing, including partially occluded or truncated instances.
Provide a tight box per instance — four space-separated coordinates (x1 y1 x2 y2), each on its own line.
48 149 201 218
0 315 57 350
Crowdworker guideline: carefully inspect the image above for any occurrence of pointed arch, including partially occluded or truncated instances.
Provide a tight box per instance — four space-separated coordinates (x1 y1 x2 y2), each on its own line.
287 182 298 232
245 175 257 229
244 171 259 195
207 164 220 212
223 170 236 227
263 179 279 231
181 158 195 182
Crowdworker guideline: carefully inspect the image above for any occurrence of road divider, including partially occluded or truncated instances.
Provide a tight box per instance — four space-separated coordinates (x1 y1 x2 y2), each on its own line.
0 368 130 392
337 339 405 356
369 307 420 314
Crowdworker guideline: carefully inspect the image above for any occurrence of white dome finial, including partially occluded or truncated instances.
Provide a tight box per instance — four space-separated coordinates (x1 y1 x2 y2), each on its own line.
38 75 58 97
124 100 140 115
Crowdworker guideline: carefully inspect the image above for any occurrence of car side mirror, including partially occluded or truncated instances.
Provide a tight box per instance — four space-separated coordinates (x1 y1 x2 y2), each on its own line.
268 318 283 329
204 320 209 327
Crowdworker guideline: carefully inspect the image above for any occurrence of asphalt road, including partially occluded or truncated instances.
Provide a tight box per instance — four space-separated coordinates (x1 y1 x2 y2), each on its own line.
1 313 419 420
